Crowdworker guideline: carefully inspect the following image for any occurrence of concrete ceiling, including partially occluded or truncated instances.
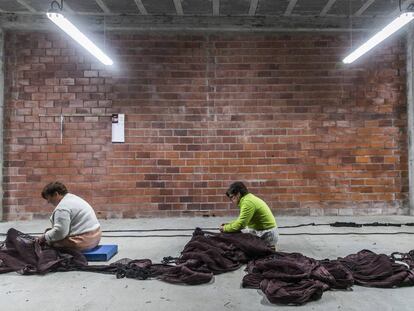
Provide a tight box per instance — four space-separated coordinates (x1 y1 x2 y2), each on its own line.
1 0 414 31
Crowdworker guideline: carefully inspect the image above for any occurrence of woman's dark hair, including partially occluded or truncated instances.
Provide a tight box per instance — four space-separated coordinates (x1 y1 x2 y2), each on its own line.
226 181 249 198
41 181 68 199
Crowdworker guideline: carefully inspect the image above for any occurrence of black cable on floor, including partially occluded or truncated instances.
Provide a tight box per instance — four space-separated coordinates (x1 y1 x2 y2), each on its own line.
281 232 414 236
0 223 334 236
2 221 414 237
99 232 414 238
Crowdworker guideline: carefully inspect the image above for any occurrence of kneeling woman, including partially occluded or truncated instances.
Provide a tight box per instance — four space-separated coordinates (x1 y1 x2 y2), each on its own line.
37 181 101 251
220 181 278 250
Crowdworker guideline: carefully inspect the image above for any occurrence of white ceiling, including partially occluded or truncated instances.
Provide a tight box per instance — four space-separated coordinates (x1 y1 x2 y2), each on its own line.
1 0 414 31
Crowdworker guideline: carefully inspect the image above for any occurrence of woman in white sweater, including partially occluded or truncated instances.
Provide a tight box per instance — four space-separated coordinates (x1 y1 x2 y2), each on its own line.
37 181 101 251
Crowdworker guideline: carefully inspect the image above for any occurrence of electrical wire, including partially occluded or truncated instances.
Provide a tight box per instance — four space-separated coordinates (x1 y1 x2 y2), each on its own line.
0 224 330 236
97 231 414 238
50 0 63 11
281 231 414 236
2 221 414 237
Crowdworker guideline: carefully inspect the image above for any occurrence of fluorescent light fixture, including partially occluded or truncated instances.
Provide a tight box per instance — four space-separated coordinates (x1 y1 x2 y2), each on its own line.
46 12 113 66
343 12 414 64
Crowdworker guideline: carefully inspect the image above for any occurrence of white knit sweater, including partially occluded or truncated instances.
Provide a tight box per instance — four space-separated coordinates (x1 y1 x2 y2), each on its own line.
45 193 100 242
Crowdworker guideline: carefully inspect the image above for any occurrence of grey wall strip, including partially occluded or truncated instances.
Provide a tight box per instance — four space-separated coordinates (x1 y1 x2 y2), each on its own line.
0 29 4 221
407 24 414 215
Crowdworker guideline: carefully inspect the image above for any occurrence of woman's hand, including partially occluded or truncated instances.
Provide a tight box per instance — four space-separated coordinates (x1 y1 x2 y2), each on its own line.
36 234 46 245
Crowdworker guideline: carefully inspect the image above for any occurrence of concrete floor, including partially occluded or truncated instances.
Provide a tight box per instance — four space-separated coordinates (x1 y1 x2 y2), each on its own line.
1 215 414 311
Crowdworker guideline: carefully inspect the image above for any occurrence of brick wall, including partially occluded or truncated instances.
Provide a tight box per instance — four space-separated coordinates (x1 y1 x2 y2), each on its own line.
3 31 408 220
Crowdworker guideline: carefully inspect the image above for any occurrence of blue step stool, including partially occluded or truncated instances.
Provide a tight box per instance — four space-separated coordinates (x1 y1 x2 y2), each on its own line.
82 244 118 261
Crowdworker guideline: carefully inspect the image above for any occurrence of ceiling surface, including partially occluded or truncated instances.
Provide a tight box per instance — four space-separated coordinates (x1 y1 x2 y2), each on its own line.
0 0 414 31
0 0 411 17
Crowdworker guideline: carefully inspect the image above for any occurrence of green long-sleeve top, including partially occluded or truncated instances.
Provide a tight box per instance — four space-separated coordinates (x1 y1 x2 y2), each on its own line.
223 193 277 233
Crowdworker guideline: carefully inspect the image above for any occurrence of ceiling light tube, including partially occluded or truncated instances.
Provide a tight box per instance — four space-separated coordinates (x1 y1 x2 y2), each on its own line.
46 12 113 66
343 12 414 64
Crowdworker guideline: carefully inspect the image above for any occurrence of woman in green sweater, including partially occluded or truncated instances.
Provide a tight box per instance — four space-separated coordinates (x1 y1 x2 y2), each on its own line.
219 181 278 249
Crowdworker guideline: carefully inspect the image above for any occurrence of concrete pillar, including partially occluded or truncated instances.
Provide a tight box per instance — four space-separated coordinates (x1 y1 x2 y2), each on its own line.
0 28 5 220
0 29 3 221
407 24 414 215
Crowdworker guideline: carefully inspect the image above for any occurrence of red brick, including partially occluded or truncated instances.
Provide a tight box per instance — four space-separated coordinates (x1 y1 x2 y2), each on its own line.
84 71 98 77
60 78 75 85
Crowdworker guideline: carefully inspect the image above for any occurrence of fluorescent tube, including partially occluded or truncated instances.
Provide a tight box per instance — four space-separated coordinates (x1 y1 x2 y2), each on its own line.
343 12 414 64
46 12 113 66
